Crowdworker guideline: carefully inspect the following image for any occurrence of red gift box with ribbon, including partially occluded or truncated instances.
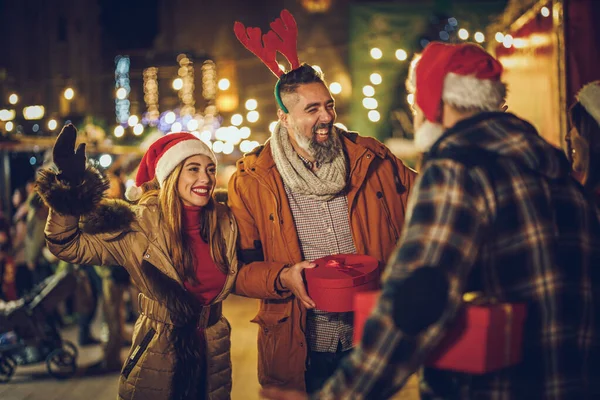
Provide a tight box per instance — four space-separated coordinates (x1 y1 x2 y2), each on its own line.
353 291 527 374
304 254 380 312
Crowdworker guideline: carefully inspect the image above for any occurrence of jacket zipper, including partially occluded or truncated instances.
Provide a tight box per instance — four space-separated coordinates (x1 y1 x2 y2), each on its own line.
122 327 156 379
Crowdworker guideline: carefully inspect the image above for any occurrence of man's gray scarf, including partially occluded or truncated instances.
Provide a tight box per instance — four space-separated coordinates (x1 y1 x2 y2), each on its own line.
270 123 347 201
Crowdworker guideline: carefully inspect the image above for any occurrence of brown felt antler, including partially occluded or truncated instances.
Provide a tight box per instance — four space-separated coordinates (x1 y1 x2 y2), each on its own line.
234 9 300 77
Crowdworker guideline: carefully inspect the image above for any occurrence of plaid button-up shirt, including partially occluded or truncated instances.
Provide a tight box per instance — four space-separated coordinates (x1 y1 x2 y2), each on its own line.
284 176 356 353
316 112 600 399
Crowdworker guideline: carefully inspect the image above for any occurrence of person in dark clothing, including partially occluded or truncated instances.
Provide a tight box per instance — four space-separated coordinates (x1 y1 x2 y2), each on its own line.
566 80 600 202
263 42 600 400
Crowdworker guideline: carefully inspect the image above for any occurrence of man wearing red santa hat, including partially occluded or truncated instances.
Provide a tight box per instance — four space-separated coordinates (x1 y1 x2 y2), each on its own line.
262 42 600 400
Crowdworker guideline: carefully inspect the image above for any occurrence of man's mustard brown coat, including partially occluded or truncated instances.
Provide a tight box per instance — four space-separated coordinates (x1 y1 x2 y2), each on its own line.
36 168 238 400
228 131 417 391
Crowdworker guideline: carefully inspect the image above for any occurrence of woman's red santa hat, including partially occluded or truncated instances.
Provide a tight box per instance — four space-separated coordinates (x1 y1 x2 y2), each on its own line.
125 132 217 201
408 42 506 152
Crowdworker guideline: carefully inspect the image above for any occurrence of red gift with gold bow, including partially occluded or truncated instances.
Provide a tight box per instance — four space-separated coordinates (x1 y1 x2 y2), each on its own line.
305 254 380 312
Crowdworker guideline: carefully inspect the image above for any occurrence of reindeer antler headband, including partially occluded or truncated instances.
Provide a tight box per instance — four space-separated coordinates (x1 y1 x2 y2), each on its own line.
234 9 301 113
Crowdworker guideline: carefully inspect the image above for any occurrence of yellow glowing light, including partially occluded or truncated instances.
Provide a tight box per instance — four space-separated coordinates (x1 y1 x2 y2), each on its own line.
187 119 199 131
495 32 505 43
223 142 234 155
227 126 242 145
172 78 183 91
458 29 469 40
513 38 527 49
239 127 251 139
0 109 15 121
474 32 485 43
503 34 514 49
247 111 259 123
23 105 45 120
231 114 243 126
165 111 176 124
240 140 260 153
329 82 342 94
269 121 278 134
245 99 258 111
407 94 415 105
215 127 228 141
133 123 144 136
240 140 254 153
171 122 183 132
334 122 348 131
64 88 75 100
362 98 378 110
99 154 112 168
370 73 382 85
368 110 380 122
116 87 127 100
370 48 382 60
200 130 212 142
541 6 550 17
128 115 139 127
47 119 58 130
8 94 18 105
395 49 408 61
363 85 375 97
218 78 230 90
6 121 14 131
114 125 125 138
212 140 224 154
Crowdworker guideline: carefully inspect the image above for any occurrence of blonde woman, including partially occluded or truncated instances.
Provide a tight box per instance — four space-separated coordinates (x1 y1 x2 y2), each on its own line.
36 125 238 400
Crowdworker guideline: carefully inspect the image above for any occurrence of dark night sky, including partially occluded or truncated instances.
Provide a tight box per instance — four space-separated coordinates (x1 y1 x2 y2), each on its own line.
99 0 159 51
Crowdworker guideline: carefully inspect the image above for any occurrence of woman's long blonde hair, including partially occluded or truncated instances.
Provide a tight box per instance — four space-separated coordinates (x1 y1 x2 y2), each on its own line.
139 163 228 284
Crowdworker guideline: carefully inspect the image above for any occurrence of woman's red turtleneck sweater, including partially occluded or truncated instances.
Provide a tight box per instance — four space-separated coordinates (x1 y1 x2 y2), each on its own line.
182 205 226 305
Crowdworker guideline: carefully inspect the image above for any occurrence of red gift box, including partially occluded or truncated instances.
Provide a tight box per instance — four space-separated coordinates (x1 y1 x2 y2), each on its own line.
353 291 527 374
353 290 380 344
304 254 380 312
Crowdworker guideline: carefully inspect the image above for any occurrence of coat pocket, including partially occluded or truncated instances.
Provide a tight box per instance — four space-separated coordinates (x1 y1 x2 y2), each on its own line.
251 310 294 386
121 327 156 379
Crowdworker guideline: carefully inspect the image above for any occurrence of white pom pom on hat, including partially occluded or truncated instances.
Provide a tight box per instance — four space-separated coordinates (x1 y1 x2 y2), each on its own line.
576 80 600 127
125 184 144 202
125 132 217 201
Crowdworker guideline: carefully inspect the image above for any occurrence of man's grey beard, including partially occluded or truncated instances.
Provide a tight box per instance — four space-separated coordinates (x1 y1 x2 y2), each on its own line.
291 123 343 165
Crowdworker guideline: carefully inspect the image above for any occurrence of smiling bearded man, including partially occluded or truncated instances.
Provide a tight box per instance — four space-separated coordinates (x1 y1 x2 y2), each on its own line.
228 61 419 397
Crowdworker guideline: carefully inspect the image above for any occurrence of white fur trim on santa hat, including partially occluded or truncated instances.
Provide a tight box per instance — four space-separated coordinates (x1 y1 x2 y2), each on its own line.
406 54 421 93
125 184 143 202
155 140 217 186
576 81 600 127
414 119 445 153
442 72 506 111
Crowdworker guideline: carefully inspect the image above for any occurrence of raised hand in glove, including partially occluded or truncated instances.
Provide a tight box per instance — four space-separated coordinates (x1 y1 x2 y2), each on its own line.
52 124 87 185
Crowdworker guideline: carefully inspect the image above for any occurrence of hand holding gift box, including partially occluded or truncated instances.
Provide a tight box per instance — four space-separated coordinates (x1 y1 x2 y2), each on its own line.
304 254 381 312
353 290 527 374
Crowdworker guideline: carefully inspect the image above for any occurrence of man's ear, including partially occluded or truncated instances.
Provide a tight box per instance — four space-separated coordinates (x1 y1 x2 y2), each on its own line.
277 109 289 128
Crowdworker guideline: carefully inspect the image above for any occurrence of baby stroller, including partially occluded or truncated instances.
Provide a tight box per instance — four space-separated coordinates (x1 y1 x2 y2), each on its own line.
0 270 78 382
